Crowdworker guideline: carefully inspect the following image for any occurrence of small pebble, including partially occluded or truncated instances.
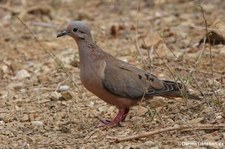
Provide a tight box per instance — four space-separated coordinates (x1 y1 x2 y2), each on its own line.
0 121 5 125
60 91 73 101
13 69 31 79
50 91 62 100
57 85 70 92
31 121 44 126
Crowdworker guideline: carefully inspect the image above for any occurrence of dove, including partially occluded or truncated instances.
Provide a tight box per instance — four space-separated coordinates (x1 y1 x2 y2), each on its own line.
57 21 200 127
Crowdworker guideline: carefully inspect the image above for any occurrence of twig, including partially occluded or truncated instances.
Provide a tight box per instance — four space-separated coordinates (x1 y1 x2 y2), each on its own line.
160 36 178 59
175 66 224 77
134 0 148 69
134 4 201 100
55 78 69 92
0 5 18 14
198 5 219 101
152 49 190 101
107 124 225 142
195 37 206 66
199 5 211 74
31 22 57 28
142 33 202 100
189 24 225 31
152 31 206 100
16 16 83 97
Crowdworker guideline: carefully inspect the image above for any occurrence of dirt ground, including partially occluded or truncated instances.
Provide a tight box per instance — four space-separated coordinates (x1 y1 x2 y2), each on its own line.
0 0 225 148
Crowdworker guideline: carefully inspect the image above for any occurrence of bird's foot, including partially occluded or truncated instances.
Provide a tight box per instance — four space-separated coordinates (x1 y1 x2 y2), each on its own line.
96 119 117 127
96 108 129 128
100 119 111 125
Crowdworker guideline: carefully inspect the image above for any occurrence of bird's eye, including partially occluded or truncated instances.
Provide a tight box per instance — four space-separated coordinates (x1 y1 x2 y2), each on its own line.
73 28 78 32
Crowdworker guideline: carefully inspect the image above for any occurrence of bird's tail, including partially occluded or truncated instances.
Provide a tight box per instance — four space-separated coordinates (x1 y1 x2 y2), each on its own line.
161 80 201 100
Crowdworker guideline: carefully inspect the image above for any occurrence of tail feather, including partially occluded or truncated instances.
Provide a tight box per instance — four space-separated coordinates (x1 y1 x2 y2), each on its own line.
146 80 201 100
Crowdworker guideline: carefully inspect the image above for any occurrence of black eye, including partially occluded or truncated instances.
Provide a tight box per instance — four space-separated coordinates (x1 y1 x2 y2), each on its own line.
73 28 78 32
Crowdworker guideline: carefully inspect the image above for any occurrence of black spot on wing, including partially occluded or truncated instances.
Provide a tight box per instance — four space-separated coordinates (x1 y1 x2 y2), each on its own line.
145 74 149 80
138 74 142 79
119 67 130 71
144 73 154 81
149 77 154 81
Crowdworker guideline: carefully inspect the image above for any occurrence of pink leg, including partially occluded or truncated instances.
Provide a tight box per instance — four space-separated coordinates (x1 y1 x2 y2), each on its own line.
121 108 129 122
98 108 129 127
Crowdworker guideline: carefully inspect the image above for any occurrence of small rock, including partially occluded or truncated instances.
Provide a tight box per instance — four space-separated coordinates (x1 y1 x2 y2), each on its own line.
216 115 222 119
86 101 94 107
98 106 108 113
49 91 62 101
1 64 9 73
37 75 49 83
155 11 163 17
60 91 73 101
0 121 5 125
31 121 44 126
57 85 70 92
167 118 174 125
10 62 22 72
13 69 31 79
20 114 29 122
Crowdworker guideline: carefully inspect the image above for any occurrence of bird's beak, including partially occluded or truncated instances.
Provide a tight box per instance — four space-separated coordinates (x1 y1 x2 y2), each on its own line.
57 30 68 38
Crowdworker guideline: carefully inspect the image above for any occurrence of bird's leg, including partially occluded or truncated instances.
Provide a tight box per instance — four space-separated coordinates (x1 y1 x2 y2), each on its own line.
121 108 129 122
98 108 129 127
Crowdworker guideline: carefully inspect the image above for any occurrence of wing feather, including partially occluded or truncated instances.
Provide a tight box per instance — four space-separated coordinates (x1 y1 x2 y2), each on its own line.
102 60 168 99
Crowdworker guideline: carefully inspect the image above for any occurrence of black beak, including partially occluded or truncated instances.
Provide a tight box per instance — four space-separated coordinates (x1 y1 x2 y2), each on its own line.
57 30 68 38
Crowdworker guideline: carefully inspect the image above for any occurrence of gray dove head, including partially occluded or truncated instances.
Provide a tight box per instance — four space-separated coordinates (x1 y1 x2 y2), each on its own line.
57 21 93 41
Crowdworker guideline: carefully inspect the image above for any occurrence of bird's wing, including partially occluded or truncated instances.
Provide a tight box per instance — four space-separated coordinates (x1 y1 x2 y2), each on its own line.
102 59 174 99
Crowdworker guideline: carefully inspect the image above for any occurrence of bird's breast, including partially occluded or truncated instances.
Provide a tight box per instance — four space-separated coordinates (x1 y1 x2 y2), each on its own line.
79 60 105 91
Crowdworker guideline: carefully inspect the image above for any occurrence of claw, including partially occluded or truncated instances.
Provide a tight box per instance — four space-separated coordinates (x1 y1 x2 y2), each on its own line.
100 119 111 124
96 108 129 128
